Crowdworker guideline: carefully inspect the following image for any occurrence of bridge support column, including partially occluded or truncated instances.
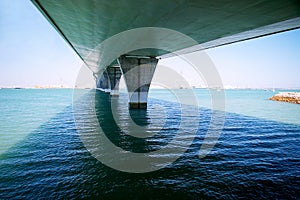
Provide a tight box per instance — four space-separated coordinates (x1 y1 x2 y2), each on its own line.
107 66 122 96
96 69 111 93
118 56 158 109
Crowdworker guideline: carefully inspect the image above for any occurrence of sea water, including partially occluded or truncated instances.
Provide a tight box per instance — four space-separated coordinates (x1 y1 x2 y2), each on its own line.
0 88 299 199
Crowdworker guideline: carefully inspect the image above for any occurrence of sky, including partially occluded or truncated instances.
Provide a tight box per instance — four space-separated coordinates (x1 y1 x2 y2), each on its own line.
0 0 299 89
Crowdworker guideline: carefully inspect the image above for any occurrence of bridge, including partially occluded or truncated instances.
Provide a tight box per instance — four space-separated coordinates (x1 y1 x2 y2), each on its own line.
32 0 300 108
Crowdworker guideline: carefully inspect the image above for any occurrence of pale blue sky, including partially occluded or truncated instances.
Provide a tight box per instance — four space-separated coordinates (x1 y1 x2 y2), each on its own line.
0 0 82 87
0 0 299 88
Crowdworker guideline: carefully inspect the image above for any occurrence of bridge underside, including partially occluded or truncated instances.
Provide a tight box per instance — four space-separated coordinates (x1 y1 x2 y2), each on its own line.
32 0 300 108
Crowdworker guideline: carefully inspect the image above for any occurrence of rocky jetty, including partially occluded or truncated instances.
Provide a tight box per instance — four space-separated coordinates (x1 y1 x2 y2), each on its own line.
270 92 300 104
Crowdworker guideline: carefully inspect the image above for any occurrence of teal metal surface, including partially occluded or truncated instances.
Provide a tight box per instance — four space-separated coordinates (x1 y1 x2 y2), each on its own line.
32 0 300 66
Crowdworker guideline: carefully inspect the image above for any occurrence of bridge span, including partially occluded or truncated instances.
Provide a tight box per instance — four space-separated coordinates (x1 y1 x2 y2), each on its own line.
32 0 300 108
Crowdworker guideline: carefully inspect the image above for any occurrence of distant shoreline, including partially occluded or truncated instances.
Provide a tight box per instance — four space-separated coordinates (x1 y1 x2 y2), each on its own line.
1 87 300 90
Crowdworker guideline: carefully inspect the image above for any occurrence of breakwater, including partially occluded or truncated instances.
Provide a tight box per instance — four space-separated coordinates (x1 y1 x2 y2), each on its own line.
270 92 300 104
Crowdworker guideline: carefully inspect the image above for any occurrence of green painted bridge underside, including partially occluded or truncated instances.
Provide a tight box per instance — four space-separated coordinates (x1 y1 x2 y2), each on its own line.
32 0 300 67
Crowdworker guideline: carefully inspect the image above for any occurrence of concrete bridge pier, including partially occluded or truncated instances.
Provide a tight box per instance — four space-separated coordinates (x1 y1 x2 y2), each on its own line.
118 55 158 109
96 69 111 93
107 66 122 96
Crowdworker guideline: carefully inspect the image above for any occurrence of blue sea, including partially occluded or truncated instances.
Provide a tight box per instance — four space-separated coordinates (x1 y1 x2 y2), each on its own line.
0 88 299 199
